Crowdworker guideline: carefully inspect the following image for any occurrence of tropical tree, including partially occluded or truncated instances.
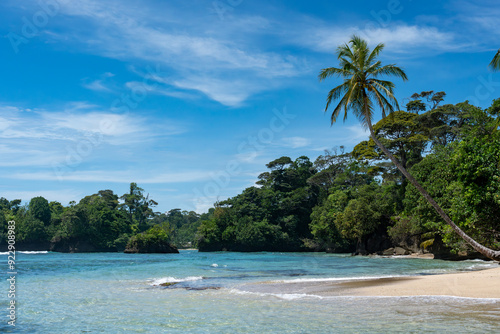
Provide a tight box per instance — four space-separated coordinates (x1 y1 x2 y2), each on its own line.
490 49 500 71
319 35 500 260
29 196 51 226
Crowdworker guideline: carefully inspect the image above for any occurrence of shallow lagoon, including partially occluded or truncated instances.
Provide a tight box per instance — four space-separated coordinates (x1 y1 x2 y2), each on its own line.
2 250 499 333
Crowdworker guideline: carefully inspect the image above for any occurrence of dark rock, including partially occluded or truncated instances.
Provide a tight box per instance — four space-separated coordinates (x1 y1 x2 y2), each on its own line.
400 234 424 253
0 242 50 252
354 225 393 255
429 235 492 261
394 247 411 255
159 282 178 287
49 237 112 253
382 248 395 256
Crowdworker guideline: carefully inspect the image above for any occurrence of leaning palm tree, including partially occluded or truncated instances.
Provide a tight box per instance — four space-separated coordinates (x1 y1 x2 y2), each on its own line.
490 49 500 71
319 35 500 261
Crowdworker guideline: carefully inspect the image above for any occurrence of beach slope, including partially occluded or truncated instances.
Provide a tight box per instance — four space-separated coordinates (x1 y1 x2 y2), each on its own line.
333 267 500 298
249 267 500 299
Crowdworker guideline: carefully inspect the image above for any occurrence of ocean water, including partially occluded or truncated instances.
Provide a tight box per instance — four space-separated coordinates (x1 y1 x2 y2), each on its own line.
1 250 499 333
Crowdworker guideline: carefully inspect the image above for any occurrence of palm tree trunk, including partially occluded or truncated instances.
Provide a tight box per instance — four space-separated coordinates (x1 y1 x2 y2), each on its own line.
366 118 500 261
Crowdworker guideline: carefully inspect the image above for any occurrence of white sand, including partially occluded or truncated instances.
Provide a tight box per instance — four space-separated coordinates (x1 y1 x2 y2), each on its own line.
300 267 500 298
340 267 500 298
245 266 500 299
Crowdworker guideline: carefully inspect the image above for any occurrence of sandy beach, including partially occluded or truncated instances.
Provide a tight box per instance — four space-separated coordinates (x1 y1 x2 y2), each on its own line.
335 266 500 298
247 266 500 299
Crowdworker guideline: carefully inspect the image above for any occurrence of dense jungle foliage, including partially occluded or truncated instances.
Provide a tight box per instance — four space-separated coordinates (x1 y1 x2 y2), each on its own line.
196 97 500 254
1 97 499 255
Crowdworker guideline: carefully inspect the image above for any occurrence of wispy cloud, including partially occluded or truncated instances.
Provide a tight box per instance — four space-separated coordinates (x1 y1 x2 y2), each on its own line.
40 0 305 106
0 107 145 142
82 72 115 92
346 125 370 141
281 136 311 149
173 77 263 107
295 24 459 55
0 103 186 168
451 0 500 44
125 81 196 100
44 112 144 137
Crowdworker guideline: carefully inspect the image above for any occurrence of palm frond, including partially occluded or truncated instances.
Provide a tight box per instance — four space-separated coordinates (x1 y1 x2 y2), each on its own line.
366 60 382 75
336 43 354 61
325 82 350 112
490 49 500 71
369 79 396 97
350 35 369 71
371 65 408 81
366 43 385 65
318 67 350 81
371 79 400 111
331 93 351 124
367 86 397 118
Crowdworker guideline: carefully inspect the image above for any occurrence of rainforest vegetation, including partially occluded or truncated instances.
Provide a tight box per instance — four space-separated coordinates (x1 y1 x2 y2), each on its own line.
2 37 499 257
0 183 211 252
0 98 499 255
196 36 500 258
196 98 500 255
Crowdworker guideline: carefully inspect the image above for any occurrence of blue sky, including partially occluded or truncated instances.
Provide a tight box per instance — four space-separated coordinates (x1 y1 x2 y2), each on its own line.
0 0 499 213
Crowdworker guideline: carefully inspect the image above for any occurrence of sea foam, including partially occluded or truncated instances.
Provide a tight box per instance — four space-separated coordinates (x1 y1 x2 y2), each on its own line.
150 276 204 286
0 251 49 255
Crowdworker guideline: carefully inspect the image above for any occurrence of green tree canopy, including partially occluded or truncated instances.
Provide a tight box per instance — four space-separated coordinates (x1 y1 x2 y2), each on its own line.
29 196 51 226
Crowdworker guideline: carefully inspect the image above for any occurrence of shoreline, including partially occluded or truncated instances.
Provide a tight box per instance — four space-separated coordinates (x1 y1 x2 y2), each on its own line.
245 266 500 299
330 267 500 298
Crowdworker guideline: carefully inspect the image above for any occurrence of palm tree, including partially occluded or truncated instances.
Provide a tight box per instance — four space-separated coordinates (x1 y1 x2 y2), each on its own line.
490 49 500 71
319 35 500 261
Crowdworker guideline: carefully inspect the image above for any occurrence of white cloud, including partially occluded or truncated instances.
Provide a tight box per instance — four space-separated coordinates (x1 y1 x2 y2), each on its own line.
235 151 260 163
0 108 145 142
0 103 186 167
0 144 66 167
82 73 115 92
40 0 304 106
346 125 370 141
298 24 459 55
125 81 196 100
44 112 144 137
311 146 330 152
281 136 311 149
173 77 260 107
451 0 500 43
83 80 110 92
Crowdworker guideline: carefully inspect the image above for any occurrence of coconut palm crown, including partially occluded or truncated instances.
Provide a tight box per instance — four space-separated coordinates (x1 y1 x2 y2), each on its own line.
318 35 408 127
490 49 500 71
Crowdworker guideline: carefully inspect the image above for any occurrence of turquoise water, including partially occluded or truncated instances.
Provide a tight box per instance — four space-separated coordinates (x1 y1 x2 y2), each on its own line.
1 250 499 333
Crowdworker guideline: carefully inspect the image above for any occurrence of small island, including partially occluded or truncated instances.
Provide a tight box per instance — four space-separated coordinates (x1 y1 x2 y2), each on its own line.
124 225 179 253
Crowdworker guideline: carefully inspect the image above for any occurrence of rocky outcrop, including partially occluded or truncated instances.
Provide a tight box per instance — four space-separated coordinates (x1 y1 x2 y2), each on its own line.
353 226 392 255
0 242 50 252
428 235 492 261
49 237 113 253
